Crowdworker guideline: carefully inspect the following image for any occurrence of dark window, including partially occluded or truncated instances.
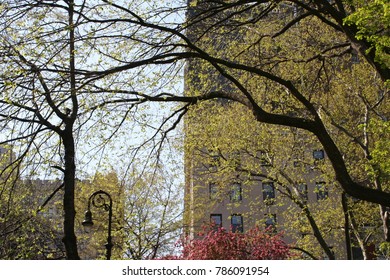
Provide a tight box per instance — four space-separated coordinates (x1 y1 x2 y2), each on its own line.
263 182 275 205
315 182 328 200
313 149 325 160
265 214 277 232
297 183 308 201
231 214 243 233
230 183 242 202
210 214 222 228
351 52 360 64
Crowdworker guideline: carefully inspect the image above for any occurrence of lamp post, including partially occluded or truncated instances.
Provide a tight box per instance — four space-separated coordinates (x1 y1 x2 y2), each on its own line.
82 190 113 260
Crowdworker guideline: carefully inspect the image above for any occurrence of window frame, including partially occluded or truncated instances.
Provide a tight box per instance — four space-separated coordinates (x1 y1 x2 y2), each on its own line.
315 182 328 200
265 214 277 232
230 182 242 202
297 183 308 201
262 182 275 204
231 214 243 233
313 149 325 160
210 214 222 229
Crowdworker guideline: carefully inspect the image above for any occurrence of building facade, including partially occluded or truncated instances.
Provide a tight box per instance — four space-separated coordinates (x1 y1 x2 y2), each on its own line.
182 0 381 259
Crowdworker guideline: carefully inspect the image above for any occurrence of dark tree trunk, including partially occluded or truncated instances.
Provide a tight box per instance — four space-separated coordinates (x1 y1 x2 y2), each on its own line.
298 201 335 259
61 0 79 260
62 130 79 259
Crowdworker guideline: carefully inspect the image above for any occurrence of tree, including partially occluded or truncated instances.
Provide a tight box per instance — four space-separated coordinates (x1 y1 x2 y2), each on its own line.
0 0 183 259
121 165 184 259
183 99 366 259
162 225 290 260
344 0 390 71
180 1 388 258
179 0 389 204
75 166 183 260
177 0 390 246
1 147 65 259
1 0 389 259
0 0 94 259
44 0 388 207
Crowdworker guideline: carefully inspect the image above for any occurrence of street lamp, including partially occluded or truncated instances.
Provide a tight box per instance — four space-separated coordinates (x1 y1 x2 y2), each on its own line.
82 190 113 260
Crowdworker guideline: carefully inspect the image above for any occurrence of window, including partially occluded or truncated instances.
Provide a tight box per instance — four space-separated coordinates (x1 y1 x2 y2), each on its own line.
230 183 242 202
262 182 275 205
210 214 222 229
315 182 328 200
209 183 217 199
313 149 325 160
351 52 360 64
297 183 308 201
265 214 277 232
231 214 243 233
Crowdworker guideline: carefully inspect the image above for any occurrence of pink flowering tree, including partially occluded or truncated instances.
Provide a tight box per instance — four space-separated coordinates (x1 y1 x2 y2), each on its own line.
161 226 291 260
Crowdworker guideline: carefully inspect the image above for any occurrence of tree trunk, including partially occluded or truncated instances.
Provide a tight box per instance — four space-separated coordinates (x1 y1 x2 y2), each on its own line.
313 118 390 207
62 131 79 259
61 0 79 260
380 205 390 242
302 205 335 259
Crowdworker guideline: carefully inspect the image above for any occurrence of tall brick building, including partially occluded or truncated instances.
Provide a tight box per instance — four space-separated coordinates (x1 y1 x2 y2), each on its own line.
182 0 379 259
